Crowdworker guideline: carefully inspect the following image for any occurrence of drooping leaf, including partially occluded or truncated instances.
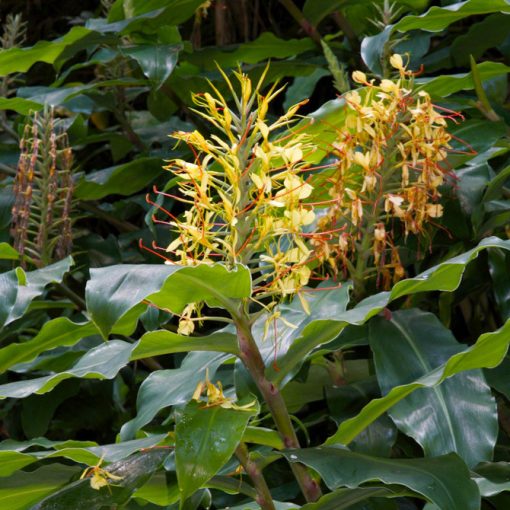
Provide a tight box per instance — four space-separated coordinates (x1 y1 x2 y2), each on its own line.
122 44 181 88
0 435 167 477
86 263 251 338
273 236 510 386
0 340 133 399
0 465 80 510
176 399 257 503
120 351 228 440
0 318 98 374
394 0 510 33
31 449 169 510
131 329 239 359
75 157 164 200
283 448 480 510
370 309 498 467
327 318 510 446
0 257 73 329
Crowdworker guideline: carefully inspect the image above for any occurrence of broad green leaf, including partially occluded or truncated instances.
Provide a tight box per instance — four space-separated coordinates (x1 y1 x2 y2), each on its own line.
473 462 510 497
272 236 510 386
0 318 98 374
120 351 228 440
283 68 329 111
131 330 239 359
176 400 256 503
394 0 510 33
299 97 346 163
86 263 251 338
0 97 42 114
370 310 497 467
186 32 316 69
418 62 510 97
485 356 510 398
123 0 204 22
86 1 203 35
327 318 510 445
0 243 19 260
0 257 73 329
0 340 133 399
0 27 104 76
0 435 167 477
450 13 510 66
122 44 181 88
32 449 168 510
75 157 164 200
133 471 180 506
300 487 408 510
283 448 480 510
0 465 79 510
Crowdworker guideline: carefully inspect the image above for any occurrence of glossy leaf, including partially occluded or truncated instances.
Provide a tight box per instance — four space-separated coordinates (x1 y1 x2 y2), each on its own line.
86 263 250 338
32 449 168 510
283 448 480 510
0 318 98 374
272 237 510 386
131 329 239 360
327 318 510 445
0 257 73 329
394 0 510 33
0 465 80 510
370 309 497 467
176 400 256 503
75 157 164 200
0 340 133 399
123 44 180 88
120 352 229 440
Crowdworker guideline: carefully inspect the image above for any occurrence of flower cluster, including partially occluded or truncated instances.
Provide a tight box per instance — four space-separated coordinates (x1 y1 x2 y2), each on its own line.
150 68 325 333
316 54 461 288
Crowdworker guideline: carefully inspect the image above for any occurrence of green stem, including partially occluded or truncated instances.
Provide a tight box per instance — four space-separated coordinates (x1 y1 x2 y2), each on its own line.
235 443 276 510
234 316 321 503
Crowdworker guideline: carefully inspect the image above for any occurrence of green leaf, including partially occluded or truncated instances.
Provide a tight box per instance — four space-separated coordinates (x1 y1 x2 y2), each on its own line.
450 13 510 66
0 243 19 260
120 352 228 440
326 318 510 446
0 318 98 374
122 44 181 88
394 0 510 33
0 340 133 399
300 487 408 510
0 97 42 114
370 310 497 467
32 449 168 510
186 32 316 70
0 435 167 477
131 329 239 359
86 263 251 338
489 249 510 321
75 157 164 200
418 61 510 97
283 448 480 510
271 237 510 386
0 27 104 77
0 465 79 510
0 257 73 329
133 471 180 506
176 400 256 503
473 462 510 497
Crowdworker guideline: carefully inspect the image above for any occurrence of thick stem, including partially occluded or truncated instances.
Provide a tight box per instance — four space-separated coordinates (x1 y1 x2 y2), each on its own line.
235 317 321 503
235 443 276 510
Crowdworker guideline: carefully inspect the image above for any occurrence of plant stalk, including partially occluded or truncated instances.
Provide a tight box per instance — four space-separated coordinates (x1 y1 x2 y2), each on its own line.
235 317 321 503
235 443 276 510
